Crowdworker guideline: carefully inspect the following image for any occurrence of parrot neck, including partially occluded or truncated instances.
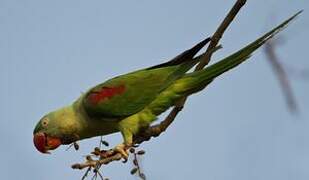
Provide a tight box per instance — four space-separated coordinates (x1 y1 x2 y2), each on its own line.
71 97 120 141
50 105 84 143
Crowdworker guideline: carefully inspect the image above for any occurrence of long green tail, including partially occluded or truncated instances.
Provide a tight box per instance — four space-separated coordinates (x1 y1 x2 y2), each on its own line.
148 11 302 115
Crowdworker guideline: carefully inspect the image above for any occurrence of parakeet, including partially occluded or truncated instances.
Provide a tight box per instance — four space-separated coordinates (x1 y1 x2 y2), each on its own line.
33 12 301 158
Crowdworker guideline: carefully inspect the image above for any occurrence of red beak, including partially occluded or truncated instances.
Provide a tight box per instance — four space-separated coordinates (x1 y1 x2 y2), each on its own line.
33 132 62 154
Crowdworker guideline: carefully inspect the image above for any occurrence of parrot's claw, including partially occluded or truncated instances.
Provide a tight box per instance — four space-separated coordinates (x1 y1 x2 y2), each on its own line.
114 144 129 162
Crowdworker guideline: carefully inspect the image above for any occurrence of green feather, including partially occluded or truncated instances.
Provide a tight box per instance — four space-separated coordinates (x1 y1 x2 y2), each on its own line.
33 11 301 150
82 38 210 118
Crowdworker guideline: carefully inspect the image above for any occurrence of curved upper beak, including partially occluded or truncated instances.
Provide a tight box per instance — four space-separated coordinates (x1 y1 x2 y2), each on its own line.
33 132 62 154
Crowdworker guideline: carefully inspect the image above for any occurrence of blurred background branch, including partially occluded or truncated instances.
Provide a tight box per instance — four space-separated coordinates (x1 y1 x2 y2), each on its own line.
264 38 299 113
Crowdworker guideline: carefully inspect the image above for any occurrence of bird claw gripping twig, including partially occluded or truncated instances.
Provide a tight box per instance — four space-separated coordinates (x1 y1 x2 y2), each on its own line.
72 141 147 180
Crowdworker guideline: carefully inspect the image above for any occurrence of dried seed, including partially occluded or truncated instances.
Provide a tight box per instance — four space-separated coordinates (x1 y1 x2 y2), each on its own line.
137 150 145 155
130 168 138 175
74 142 79 150
86 155 92 161
92 147 101 155
71 164 79 169
140 173 146 180
129 148 135 153
101 140 109 147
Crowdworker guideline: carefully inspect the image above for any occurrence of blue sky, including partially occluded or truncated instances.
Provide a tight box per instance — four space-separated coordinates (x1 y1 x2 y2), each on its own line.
1 0 309 179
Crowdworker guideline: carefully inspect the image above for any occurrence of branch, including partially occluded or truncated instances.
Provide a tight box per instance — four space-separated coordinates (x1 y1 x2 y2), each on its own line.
135 0 247 144
195 0 247 70
72 0 247 175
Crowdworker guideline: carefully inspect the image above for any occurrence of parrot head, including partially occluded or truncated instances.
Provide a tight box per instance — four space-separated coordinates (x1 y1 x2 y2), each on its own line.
33 106 80 154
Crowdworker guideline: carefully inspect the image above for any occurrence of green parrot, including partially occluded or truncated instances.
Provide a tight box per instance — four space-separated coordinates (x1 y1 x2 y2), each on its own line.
33 12 301 158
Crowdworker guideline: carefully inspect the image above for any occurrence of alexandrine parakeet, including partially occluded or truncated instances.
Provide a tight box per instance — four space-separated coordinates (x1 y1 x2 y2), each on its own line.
33 12 300 157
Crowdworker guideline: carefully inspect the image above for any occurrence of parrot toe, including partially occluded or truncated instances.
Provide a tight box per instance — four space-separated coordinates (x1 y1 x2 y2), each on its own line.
114 143 129 162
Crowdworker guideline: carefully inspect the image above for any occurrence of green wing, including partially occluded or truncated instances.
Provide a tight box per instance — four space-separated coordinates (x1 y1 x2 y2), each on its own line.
148 11 302 115
82 38 210 118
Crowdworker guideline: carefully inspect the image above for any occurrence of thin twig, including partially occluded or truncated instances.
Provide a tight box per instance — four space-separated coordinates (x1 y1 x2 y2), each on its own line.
93 168 104 180
130 149 146 180
81 167 92 180
72 152 123 170
66 142 79 151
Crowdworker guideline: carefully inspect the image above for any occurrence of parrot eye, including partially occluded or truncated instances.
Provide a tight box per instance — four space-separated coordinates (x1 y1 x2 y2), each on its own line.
41 118 49 128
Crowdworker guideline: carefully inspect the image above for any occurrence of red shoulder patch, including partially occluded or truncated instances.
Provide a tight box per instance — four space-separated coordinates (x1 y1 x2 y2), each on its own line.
88 85 126 105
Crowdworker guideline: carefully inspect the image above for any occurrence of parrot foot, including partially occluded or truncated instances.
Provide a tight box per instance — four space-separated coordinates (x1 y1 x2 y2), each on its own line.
114 143 130 162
